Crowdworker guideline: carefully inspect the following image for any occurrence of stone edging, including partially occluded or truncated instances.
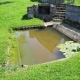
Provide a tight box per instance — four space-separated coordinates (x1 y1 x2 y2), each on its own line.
53 23 80 42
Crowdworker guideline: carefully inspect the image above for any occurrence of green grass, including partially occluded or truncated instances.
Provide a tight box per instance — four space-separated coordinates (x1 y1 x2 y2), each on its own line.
74 0 80 6
0 0 43 64
64 0 80 6
3 52 80 80
0 0 80 80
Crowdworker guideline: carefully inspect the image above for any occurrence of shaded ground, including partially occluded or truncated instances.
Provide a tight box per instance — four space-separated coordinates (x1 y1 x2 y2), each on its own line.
21 14 31 20
0 1 14 5
30 0 42 2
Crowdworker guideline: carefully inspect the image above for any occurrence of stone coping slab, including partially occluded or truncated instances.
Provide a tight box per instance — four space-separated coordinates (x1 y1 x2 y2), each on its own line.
53 22 80 42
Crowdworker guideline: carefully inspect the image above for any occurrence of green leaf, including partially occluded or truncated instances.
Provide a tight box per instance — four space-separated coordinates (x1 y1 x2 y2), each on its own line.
58 41 80 58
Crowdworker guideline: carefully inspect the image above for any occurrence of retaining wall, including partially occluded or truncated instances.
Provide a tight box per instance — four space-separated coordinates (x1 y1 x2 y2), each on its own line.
41 0 64 4
66 5 80 24
27 3 56 21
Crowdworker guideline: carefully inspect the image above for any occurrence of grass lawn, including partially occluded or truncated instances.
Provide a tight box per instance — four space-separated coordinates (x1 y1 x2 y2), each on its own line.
0 0 80 80
74 0 80 6
3 53 80 80
0 0 43 64
64 0 80 6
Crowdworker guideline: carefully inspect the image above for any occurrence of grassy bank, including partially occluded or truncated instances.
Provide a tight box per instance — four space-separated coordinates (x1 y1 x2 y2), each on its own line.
3 52 80 80
0 0 80 80
0 0 43 64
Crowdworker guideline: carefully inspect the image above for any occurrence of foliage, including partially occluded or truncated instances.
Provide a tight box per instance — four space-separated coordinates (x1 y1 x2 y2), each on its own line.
58 41 80 57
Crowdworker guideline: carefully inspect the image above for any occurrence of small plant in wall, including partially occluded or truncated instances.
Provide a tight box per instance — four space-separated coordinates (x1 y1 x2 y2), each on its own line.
58 41 80 58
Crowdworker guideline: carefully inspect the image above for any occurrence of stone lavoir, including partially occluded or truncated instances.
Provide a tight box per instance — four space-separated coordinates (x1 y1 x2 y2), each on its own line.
27 3 56 21
27 3 66 21
27 0 77 21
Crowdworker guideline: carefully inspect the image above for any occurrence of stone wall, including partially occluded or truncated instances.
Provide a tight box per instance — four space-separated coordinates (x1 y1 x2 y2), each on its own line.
27 7 34 18
41 0 64 4
65 5 80 24
53 23 80 42
27 3 56 21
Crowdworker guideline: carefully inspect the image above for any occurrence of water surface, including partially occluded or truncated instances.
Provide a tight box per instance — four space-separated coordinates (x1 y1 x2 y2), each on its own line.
11 28 72 66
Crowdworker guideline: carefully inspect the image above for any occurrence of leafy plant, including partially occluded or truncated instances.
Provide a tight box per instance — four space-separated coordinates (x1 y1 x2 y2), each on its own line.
58 41 80 57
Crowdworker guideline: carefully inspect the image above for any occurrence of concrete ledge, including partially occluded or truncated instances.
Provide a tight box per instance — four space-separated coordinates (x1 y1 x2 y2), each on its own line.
53 23 80 42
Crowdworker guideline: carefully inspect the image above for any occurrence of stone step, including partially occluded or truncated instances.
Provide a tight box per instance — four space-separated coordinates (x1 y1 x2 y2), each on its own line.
56 4 66 7
56 6 66 8
54 4 66 20
53 19 63 21
56 9 66 11
55 13 66 16
44 21 53 27
56 8 66 10
54 16 65 18
54 17 64 19
55 14 66 16
54 16 65 19
56 11 66 13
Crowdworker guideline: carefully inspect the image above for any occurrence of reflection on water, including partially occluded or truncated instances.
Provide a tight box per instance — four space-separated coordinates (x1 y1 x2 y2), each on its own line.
11 28 72 65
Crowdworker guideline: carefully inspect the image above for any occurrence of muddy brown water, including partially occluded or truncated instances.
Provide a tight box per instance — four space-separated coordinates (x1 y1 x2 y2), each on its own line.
10 28 72 66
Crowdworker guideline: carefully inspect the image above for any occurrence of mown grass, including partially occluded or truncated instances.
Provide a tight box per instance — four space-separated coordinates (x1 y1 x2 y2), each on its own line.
0 0 80 80
0 0 43 64
64 0 80 6
4 52 80 80
74 0 80 6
